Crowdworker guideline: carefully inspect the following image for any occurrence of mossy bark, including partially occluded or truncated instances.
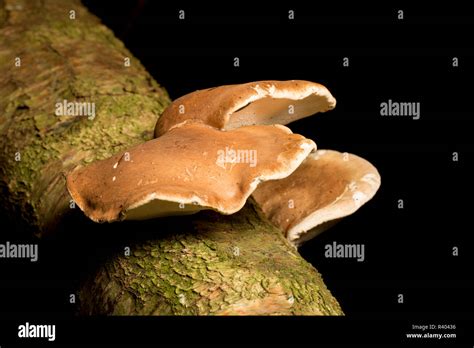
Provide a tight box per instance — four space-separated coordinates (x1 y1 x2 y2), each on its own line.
0 0 170 235
79 200 343 315
0 0 343 315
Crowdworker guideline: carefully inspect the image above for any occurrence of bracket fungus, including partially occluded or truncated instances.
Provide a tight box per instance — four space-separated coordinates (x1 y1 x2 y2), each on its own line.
154 80 336 137
63 78 379 315
68 79 380 251
66 122 316 223
252 150 381 247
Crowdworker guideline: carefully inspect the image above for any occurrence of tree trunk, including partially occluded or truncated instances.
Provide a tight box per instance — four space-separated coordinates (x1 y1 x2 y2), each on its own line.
0 0 343 315
0 0 170 235
79 199 343 315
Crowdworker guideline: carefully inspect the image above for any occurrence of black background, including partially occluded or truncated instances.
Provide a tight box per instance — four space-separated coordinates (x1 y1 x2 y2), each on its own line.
1 1 473 346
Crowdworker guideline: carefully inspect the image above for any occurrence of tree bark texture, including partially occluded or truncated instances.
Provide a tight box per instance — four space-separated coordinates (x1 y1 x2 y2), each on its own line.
0 0 170 235
0 0 343 315
79 200 343 315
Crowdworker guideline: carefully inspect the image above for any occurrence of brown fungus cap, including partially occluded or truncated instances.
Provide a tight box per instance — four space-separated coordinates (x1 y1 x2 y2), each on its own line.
66 122 316 223
154 80 336 137
252 149 381 247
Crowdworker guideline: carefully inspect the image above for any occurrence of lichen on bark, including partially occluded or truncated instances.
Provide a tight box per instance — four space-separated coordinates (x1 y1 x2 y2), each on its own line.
79 200 343 315
0 0 170 235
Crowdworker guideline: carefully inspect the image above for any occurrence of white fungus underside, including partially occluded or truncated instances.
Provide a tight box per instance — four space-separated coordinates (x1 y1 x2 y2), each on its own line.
226 91 336 130
286 176 380 246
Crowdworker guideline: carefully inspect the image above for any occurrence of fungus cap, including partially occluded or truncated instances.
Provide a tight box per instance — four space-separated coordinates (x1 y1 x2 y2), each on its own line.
154 80 336 137
252 150 381 246
67 122 316 223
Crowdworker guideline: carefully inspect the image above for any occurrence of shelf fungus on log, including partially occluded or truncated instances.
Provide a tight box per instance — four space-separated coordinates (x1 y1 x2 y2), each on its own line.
154 80 336 137
66 121 316 223
252 150 381 247
0 0 344 316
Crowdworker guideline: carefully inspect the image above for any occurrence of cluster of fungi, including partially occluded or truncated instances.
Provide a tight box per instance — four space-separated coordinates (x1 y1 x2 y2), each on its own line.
67 80 380 248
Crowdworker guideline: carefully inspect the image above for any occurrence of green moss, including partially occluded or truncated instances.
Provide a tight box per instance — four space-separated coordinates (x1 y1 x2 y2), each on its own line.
33 112 57 131
80 203 343 316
